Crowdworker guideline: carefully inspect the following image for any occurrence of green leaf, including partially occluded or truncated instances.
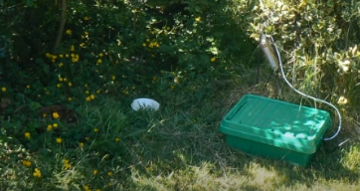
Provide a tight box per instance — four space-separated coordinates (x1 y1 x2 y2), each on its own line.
29 102 42 111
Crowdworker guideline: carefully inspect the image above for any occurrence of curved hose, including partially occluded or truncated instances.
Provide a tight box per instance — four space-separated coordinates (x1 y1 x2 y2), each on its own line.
269 36 341 141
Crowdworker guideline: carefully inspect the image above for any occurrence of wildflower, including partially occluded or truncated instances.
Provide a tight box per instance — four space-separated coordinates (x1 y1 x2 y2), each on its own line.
43 113 47 118
63 78 67 82
83 185 91 191
57 83 61 88
84 16 89 20
166 27 170 30
68 97 72 101
211 57 216 62
53 123 58 128
59 62 64 67
59 54 63 58
94 128 99 133
59 77 63 81
53 112 60 119
56 137 62 144
84 84 88 87
84 31 89 36
153 76 157 81
85 90 89 94
33 168 41 178
146 39 150 42
1 87 6 92
26 85 30 89
96 189 101 191
81 35 85 39
86 96 91 102
107 171 112 176
115 137 120 142
68 82 72 87
80 43 85 48
96 90 101 94
170 85 175 90
93 169 98 175
22 160 32 167
70 45 75 51
79 142 84 148
66 29 72 35
25 132 31 139
65 54 69 58
63 159 71 169
47 124 52 131
99 53 104 57
195 17 201 22
96 59 102 65
142 43 146 47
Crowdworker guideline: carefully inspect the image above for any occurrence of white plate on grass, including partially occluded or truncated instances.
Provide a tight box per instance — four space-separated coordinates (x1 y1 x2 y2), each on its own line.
131 98 160 111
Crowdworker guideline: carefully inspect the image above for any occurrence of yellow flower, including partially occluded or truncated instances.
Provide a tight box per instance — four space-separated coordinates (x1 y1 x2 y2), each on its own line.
43 113 47 118
195 17 201 22
1 87 6 92
57 83 61 88
65 54 69 58
79 142 84 148
33 168 41 178
166 27 170 30
86 96 91 102
93 169 98 175
99 53 104 57
66 29 72 35
58 62 64 67
142 43 146 47
83 186 90 191
63 78 67 82
68 82 72 87
83 16 89 20
22 160 32 167
80 43 85 48
153 76 157 81
107 171 112 176
64 163 71 170
84 84 88 87
26 85 30 89
96 189 101 191
85 90 89 94
112 75 116 80
146 39 150 42
47 124 52 131
68 97 72 101
96 90 101 94
210 57 216 62
70 45 75 51
96 59 102 65
115 137 120 142
90 94 95 100
53 112 60 119
63 159 69 164
94 128 99 133
25 132 31 139
59 77 63 82
170 85 175 90
56 137 62 144
84 31 89 36
59 54 63 58
53 123 58 128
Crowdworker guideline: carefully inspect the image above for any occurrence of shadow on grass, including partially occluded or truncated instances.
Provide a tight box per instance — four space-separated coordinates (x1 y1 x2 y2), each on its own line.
119 74 360 190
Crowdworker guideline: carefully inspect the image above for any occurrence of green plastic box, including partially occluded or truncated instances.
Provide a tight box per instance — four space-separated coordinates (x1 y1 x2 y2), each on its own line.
219 94 331 167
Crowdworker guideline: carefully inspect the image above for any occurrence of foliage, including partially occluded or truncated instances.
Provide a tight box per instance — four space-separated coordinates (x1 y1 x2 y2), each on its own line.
246 0 360 112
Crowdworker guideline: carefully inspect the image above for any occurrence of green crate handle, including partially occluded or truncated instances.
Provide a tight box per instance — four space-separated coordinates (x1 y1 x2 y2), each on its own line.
226 101 247 120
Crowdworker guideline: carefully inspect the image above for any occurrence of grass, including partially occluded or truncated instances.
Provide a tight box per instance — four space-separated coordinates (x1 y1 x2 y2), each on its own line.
1 67 360 191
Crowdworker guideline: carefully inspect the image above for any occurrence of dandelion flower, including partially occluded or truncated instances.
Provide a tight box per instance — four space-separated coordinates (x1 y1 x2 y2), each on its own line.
22 160 32 167
94 128 99 133
68 97 72 101
195 17 201 22
66 29 72 35
93 169 98 175
115 137 120 142
210 57 216 62
107 171 112 176
53 112 60 119
33 168 41 178
25 132 31 139
86 97 91 102
56 137 62 144
79 142 84 148
47 124 52 131
90 94 95 100
57 83 61 88
53 123 58 128
84 16 89 20
68 82 72 87
1 87 6 92
99 53 104 57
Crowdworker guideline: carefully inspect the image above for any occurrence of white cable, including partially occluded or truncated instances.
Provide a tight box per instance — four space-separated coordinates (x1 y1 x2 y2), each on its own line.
269 36 341 141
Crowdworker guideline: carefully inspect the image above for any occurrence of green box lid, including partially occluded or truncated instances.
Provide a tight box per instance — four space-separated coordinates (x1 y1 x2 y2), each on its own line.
219 94 331 154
